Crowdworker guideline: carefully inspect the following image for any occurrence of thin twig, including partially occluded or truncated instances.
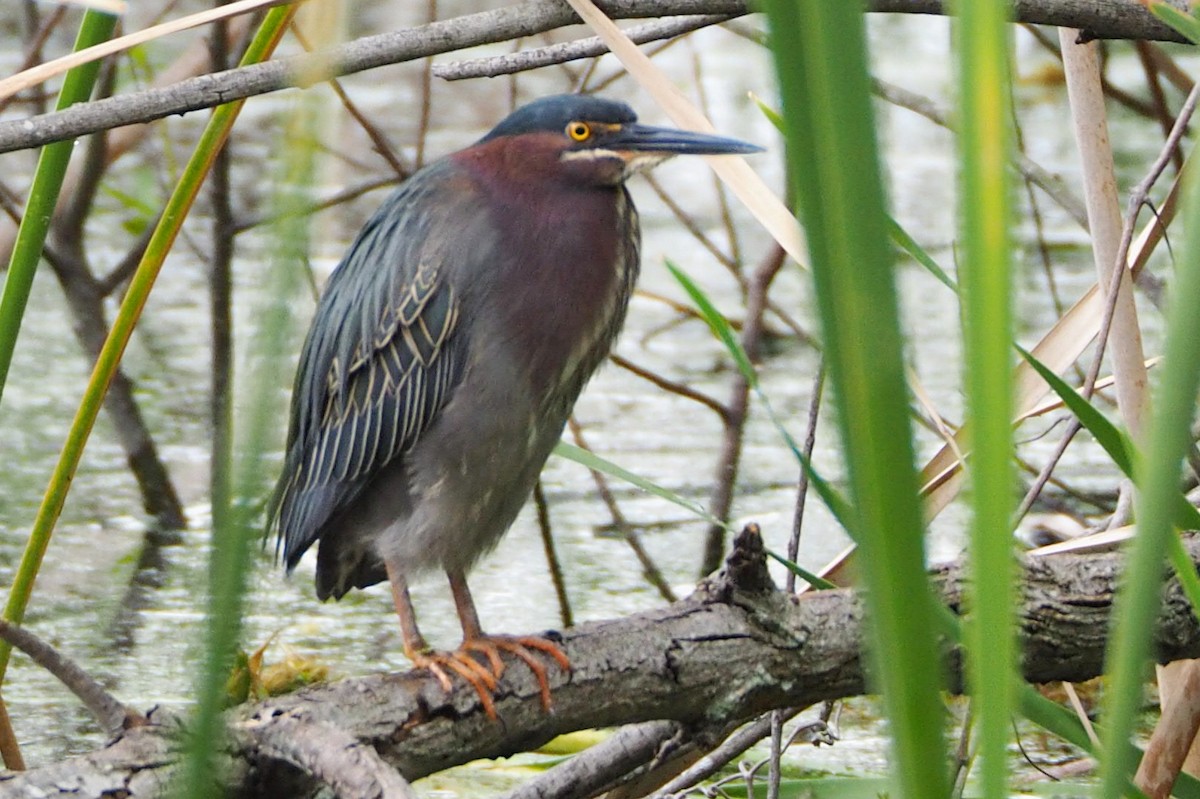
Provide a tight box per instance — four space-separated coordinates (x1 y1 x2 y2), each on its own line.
652 710 832 798
1016 454 1115 515
1145 43 1193 95
210 15 236 663
534 480 574 628
433 15 730 80
610 353 729 421
1112 85 1200 302
764 299 814 346
1136 41 1184 174
570 35 602 93
233 175 400 234
699 243 785 576
97 222 158 296
587 34 677 95
414 0 437 169
0 4 66 115
568 418 677 603
950 700 975 798
643 172 739 275
873 77 1090 229
767 710 784 799
786 361 824 594
0 619 146 736
655 714 783 796
636 289 742 334
290 23 409 179
1012 77 1070 324
1016 82 1200 522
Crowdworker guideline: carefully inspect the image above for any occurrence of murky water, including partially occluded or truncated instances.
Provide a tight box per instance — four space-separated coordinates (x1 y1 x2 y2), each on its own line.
0 6 1177 788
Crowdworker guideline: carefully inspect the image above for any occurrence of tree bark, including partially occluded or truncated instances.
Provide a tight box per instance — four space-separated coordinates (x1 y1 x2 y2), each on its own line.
4 530 1200 798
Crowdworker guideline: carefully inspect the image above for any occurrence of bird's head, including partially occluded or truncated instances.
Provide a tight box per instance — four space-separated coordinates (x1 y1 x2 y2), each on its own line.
476 94 762 187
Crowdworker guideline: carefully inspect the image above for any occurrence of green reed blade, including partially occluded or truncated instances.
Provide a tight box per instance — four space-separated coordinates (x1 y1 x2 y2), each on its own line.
761 2 949 796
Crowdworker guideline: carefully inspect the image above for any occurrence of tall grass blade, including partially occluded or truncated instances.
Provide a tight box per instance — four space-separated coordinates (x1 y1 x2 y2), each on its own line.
765 551 836 590
753 96 953 294
554 442 730 530
887 217 958 292
1098 159 1200 799
172 10 302 796
665 259 853 533
761 2 948 796
1017 347 1135 478
0 6 119 770
953 2 1018 794
1149 3 1200 44
0 12 121 675
0 10 117 410
1021 347 1200 617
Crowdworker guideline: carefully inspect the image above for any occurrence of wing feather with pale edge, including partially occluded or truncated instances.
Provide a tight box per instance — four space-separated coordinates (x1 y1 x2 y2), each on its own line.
270 169 467 568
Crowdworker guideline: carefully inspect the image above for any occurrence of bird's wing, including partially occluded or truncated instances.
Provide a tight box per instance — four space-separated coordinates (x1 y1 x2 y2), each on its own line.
270 175 468 568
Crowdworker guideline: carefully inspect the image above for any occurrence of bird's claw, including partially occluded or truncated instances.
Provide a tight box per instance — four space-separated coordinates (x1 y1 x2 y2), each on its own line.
411 635 570 719
410 649 501 718
461 634 571 713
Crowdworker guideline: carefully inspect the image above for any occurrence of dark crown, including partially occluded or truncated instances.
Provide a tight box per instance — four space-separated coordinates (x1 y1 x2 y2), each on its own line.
480 95 637 142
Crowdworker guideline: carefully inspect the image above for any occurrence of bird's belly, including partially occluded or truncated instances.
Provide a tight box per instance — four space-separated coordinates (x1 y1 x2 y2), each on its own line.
373 365 567 576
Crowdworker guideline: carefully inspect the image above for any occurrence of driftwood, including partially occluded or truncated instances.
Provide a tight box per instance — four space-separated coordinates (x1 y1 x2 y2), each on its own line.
3 529 1200 798
0 0 1190 154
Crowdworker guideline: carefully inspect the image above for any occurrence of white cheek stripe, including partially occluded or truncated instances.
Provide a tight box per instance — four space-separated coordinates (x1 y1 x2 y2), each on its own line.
560 148 623 162
559 149 673 179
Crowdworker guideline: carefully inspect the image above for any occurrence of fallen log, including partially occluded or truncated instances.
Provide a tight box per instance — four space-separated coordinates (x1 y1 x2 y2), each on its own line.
3 529 1199 798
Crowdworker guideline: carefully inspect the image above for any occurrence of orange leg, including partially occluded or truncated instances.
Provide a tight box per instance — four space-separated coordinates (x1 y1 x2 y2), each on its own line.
448 569 571 711
385 559 500 718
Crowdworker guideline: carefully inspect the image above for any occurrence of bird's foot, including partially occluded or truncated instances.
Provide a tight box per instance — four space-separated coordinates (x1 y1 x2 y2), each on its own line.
461 634 571 712
408 635 569 719
409 649 502 719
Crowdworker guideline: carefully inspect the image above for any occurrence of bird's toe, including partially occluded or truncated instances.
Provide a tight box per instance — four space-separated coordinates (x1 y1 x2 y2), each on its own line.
410 649 500 719
462 634 571 711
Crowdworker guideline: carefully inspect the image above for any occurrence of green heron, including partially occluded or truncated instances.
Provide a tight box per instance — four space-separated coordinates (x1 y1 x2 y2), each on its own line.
270 94 760 716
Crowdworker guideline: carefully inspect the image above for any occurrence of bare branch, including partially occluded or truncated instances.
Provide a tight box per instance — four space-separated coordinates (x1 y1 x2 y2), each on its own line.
7 531 1200 797
432 15 734 81
0 0 1187 154
0 619 145 737
245 712 417 799
500 721 684 799
0 0 749 154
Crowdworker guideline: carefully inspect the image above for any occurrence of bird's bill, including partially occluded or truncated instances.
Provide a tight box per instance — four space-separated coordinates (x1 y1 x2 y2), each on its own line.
608 123 764 156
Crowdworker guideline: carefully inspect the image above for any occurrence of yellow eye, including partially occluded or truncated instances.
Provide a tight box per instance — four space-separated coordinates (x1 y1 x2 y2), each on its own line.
566 121 591 142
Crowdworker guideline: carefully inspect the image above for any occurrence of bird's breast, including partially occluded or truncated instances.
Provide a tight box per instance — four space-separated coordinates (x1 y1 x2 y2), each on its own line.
488 183 639 401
